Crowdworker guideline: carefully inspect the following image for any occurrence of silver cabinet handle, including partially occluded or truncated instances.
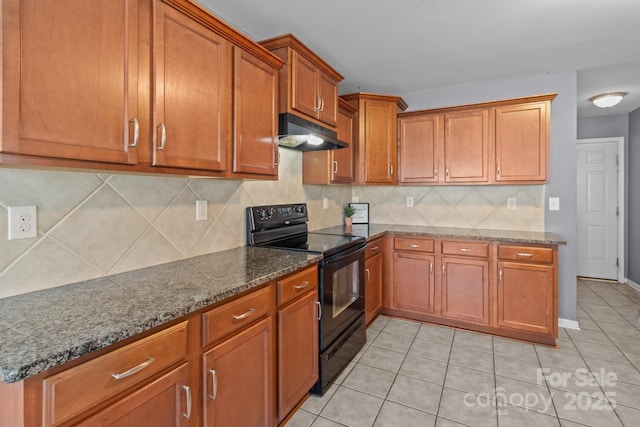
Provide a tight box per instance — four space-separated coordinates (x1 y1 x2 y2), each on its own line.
182 385 192 419
157 123 166 150
370 246 379 251
333 160 338 174
442 264 445 275
365 268 370 283
390 165 394 176
407 244 420 248
516 253 534 258
430 262 433 275
232 308 256 320
129 118 139 148
446 166 449 177
499 270 503 281
315 95 322 112
434 167 437 177
274 148 280 166
319 95 325 112
459 248 472 252
497 162 501 175
111 357 154 380
315 301 322 320
208 369 218 400
294 281 310 290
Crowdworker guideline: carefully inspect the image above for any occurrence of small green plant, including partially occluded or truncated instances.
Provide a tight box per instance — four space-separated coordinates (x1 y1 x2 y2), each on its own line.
344 205 355 217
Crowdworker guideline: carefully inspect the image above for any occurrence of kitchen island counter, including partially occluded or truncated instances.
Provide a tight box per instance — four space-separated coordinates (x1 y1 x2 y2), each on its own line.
0 246 321 383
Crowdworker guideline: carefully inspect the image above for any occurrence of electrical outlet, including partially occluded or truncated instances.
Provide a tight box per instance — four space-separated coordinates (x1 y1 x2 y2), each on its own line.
507 197 516 210
549 197 560 211
196 200 208 221
406 197 414 208
8 206 37 240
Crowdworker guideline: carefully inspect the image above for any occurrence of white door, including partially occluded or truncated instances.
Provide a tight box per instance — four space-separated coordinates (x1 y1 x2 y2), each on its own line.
576 141 618 280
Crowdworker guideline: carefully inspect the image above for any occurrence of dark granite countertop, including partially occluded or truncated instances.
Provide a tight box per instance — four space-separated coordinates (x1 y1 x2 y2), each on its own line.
0 246 321 383
314 224 567 245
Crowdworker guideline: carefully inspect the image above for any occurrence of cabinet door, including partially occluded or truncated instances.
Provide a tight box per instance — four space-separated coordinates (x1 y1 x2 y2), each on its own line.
392 252 435 314
365 253 383 324
203 317 275 427
498 261 554 335
233 47 279 176
495 101 548 182
444 109 490 182
363 99 398 184
153 2 230 171
75 364 191 427
290 52 319 119
331 103 355 183
399 114 442 183
278 290 318 420
441 257 490 325
317 73 338 127
1 0 138 164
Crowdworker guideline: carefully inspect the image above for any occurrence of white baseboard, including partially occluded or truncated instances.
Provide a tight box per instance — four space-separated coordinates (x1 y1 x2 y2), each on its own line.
626 279 640 292
558 318 580 330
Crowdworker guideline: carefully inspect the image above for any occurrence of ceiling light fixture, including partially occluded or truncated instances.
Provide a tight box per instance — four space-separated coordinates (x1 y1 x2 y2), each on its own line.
589 92 627 108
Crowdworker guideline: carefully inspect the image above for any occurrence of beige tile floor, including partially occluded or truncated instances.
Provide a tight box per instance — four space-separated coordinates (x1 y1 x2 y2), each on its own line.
285 278 640 427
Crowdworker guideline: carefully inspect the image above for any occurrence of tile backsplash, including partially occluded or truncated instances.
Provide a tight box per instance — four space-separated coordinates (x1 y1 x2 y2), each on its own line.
0 149 350 298
0 150 544 298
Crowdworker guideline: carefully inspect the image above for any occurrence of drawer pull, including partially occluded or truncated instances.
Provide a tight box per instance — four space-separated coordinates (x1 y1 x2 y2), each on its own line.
366 268 371 282
315 301 322 320
208 369 218 400
182 385 192 419
370 246 379 251
294 281 310 290
111 357 155 380
429 262 433 275
516 252 534 257
232 308 256 320
157 123 166 150
407 244 420 248
129 118 139 147
333 160 338 174
459 248 472 252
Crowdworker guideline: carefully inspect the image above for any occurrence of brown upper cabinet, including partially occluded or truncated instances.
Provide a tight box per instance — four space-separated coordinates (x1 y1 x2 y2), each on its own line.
153 2 231 172
0 0 283 179
231 47 280 177
260 34 343 129
342 93 408 185
398 94 556 185
302 98 356 184
1 0 140 165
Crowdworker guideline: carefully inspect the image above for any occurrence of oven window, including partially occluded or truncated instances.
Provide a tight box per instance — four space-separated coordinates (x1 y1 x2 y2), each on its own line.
332 259 360 318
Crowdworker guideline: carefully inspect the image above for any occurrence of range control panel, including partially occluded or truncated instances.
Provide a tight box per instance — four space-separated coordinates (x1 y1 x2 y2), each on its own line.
246 203 308 232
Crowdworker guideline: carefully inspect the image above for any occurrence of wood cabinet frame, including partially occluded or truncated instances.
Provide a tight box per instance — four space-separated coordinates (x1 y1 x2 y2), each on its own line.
397 93 556 185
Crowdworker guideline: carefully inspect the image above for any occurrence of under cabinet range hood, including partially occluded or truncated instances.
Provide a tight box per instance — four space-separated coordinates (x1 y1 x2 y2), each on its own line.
278 113 347 151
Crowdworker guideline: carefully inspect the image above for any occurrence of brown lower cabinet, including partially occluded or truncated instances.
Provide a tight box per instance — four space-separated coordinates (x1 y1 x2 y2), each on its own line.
364 238 384 324
381 235 558 346
2 264 322 427
203 317 275 427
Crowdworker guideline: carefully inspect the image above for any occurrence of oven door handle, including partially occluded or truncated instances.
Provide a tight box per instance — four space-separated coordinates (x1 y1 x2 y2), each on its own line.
322 246 366 268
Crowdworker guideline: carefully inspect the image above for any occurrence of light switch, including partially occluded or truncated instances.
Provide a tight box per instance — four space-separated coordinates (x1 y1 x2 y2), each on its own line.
549 197 560 211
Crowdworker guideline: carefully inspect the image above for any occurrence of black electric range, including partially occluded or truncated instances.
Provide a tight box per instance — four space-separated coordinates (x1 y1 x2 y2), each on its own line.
246 203 367 395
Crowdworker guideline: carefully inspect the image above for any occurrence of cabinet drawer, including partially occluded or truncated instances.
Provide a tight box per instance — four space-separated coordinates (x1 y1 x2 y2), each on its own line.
394 237 435 253
365 238 383 259
203 285 272 347
277 265 318 307
442 240 489 258
498 245 553 263
42 321 188 426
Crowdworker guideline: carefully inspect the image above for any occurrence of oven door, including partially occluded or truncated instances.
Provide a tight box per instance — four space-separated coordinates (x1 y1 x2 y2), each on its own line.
319 245 365 350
